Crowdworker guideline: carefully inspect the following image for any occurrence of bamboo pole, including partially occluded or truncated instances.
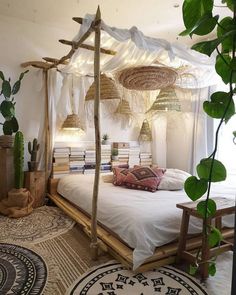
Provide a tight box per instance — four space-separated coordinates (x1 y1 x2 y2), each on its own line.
90 6 101 260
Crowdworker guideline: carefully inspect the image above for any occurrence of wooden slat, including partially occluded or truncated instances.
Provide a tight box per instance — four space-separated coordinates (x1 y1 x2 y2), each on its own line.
59 39 116 56
21 61 52 69
43 57 68 65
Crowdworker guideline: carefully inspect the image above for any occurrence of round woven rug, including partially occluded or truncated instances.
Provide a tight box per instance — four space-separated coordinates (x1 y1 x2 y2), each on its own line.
67 261 208 295
0 206 75 244
0 243 52 294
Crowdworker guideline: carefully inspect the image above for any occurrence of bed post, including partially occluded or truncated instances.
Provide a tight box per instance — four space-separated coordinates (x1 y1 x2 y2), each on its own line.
90 6 102 260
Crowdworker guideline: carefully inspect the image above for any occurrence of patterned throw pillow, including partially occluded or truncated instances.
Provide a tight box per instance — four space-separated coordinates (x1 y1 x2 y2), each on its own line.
113 167 132 186
124 166 165 192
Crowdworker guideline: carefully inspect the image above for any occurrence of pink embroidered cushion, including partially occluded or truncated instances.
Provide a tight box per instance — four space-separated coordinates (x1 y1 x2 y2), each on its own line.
124 166 165 192
113 167 132 186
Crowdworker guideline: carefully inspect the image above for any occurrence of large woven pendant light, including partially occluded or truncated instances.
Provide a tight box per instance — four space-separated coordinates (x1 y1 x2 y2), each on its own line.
139 119 152 141
146 87 181 113
62 114 82 130
85 74 121 101
118 66 177 91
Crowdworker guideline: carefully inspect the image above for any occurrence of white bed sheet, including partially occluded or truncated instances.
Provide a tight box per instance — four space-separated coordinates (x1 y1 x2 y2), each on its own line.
57 174 235 269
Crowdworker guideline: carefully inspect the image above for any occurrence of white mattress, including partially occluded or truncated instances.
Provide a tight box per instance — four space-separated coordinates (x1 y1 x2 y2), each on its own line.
57 174 235 269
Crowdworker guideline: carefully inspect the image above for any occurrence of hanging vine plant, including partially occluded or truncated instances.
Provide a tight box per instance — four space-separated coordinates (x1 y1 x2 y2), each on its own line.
180 0 236 276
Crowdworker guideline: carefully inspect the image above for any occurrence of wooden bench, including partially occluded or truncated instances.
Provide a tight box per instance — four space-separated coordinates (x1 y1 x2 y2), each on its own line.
177 197 235 279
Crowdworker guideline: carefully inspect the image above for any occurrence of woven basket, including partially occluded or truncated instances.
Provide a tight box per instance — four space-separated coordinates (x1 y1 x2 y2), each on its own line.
139 119 152 141
118 66 177 91
115 99 132 115
146 88 181 112
0 135 14 148
85 74 121 101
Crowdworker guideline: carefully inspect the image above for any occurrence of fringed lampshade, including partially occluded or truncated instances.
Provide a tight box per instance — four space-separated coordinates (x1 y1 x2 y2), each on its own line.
85 74 121 101
118 66 177 91
139 119 152 141
146 88 181 113
62 114 82 130
115 99 132 115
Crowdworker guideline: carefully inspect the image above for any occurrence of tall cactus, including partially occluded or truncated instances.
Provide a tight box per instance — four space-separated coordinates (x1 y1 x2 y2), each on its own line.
14 131 24 189
28 138 40 162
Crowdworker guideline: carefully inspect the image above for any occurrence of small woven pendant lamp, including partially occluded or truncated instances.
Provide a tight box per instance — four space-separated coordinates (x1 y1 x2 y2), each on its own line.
146 87 181 113
62 114 82 130
139 119 152 141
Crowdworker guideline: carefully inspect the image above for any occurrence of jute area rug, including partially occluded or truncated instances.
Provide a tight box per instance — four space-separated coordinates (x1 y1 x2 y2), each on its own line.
0 205 110 294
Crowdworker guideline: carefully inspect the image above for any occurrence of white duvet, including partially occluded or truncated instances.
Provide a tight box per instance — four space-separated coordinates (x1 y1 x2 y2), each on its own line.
58 174 235 269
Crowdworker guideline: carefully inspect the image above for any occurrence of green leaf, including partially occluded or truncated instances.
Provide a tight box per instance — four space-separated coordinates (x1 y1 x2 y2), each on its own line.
0 71 5 81
2 80 11 98
0 100 15 118
182 0 213 30
209 227 222 247
221 0 234 11
197 199 217 218
233 130 236 137
203 91 235 122
10 116 19 133
180 14 218 37
12 80 21 95
3 120 13 135
192 30 236 56
184 176 208 201
189 264 198 275
19 70 29 81
197 158 227 182
215 55 236 84
217 17 235 52
208 263 216 276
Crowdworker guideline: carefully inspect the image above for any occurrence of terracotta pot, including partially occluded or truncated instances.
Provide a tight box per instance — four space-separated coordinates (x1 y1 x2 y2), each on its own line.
0 135 14 148
28 161 39 172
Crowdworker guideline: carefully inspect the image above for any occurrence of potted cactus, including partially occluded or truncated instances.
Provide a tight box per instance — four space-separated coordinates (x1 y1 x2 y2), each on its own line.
0 70 28 148
0 131 34 218
28 138 40 171
111 148 118 161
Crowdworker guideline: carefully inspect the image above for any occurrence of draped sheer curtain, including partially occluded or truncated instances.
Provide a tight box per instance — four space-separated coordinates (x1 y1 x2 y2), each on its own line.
151 87 214 173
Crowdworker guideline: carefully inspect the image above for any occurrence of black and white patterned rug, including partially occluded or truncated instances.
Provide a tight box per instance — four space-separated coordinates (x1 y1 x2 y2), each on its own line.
67 261 208 295
0 242 57 294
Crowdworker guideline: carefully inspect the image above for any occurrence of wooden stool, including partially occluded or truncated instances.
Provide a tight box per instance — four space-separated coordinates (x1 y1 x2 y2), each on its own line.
177 197 234 279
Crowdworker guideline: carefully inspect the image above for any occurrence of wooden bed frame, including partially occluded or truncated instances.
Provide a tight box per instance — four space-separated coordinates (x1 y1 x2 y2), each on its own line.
48 178 234 272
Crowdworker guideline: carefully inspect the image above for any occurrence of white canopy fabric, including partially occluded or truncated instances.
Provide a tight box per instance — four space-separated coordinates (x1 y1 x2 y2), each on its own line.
61 14 220 89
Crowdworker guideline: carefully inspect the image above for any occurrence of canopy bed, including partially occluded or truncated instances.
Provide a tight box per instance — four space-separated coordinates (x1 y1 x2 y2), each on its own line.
21 7 233 271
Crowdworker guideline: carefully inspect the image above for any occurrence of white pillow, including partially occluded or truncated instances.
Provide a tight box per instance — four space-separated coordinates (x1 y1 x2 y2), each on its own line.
158 169 191 191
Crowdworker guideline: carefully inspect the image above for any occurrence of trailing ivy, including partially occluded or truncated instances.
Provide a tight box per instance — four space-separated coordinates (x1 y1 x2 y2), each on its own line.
181 0 236 277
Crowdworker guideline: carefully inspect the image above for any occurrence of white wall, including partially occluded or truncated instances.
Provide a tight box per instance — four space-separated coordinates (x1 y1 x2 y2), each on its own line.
0 9 210 171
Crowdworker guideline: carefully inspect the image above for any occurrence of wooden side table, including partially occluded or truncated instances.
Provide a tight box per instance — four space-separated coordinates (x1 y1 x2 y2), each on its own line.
0 148 14 201
177 197 234 279
24 171 46 208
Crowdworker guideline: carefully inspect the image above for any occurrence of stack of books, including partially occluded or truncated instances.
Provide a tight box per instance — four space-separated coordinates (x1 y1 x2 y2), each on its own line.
112 142 130 168
129 146 141 168
101 145 111 173
84 148 96 174
52 147 70 178
69 147 85 174
140 152 152 167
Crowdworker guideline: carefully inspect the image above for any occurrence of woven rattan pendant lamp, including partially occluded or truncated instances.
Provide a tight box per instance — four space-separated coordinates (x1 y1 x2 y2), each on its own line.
138 119 152 141
62 113 82 130
62 75 83 131
85 74 121 101
146 87 181 113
